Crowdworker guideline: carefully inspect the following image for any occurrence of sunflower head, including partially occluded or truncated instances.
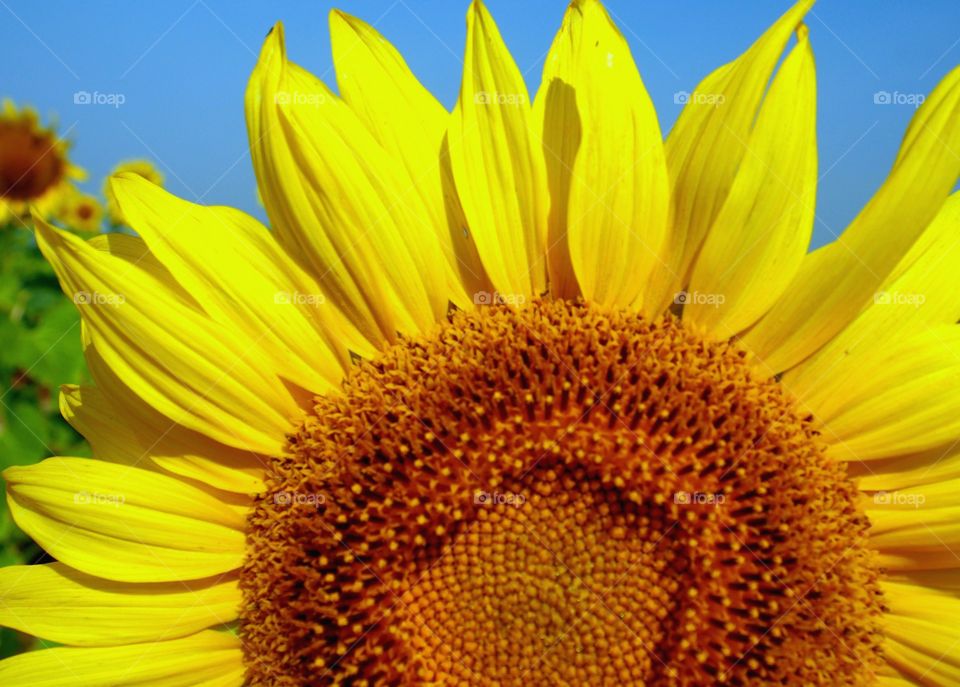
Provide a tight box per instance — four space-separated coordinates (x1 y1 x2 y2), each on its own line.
60 190 104 233
0 100 84 226
243 299 885 685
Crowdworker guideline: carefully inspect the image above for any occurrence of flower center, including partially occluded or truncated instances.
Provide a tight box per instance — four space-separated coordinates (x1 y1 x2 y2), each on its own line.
0 119 65 203
241 299 884 686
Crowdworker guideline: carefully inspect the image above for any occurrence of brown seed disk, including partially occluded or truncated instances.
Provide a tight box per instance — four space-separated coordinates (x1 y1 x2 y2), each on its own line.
241 299 884 686
0 118 65 201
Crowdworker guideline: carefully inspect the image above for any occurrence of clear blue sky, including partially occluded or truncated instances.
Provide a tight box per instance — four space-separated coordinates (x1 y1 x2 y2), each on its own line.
3 0 959 249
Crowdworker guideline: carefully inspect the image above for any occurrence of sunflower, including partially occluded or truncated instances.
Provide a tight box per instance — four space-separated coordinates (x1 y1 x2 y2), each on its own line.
60 190 104 233
0 100 85 226
102 159 164 226
2 0 960 684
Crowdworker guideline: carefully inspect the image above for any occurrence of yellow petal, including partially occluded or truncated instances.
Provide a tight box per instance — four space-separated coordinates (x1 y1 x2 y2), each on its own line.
651 0 814 310
867 479 960 572
35 217 297 456
884 568 960 598
685 26 817 335
532 39 578 299
867 477 960 511
60 382 265 494
882 582 960 686
857 444 960 493
0 630 243 687
87 233 182 292
878 548 960 574
534 0 669 311
65 321 266 495
448 0 548 300
109 174 354 392
807 327 960 461
329 9 489 305
864 478 960 576
247 23 448 343
0 563 239 646
86 234 206 314
5 458 245 582
741 64 960 371
785 192 960 401
870 506 960 556
59 384 144 466
875 678 915 687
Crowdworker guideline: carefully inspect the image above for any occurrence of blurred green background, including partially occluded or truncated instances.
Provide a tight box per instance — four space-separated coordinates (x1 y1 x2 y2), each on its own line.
0 225 89 656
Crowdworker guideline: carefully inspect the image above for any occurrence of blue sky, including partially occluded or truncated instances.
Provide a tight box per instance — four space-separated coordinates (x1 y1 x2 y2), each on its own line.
3 0 959 249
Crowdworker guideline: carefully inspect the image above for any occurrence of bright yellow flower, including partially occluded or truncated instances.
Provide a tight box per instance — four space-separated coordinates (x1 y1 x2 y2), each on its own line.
102 158 164 226
60 190 104 232
0 100 85 226
3 1 960 685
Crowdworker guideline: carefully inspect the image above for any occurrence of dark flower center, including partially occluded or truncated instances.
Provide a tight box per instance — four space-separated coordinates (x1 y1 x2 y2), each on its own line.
242 299 884 686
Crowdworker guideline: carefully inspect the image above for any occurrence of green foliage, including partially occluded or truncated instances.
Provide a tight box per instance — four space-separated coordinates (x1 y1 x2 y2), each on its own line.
0 224 90 657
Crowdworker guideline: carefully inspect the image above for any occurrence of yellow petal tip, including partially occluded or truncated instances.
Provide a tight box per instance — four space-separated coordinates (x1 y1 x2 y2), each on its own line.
267 20 285 41
257 21 286 64
328 8 367 40
109 170 149 194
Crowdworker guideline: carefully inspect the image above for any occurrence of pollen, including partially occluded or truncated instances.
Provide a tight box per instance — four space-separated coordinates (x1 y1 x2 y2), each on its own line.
241 299 884 686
